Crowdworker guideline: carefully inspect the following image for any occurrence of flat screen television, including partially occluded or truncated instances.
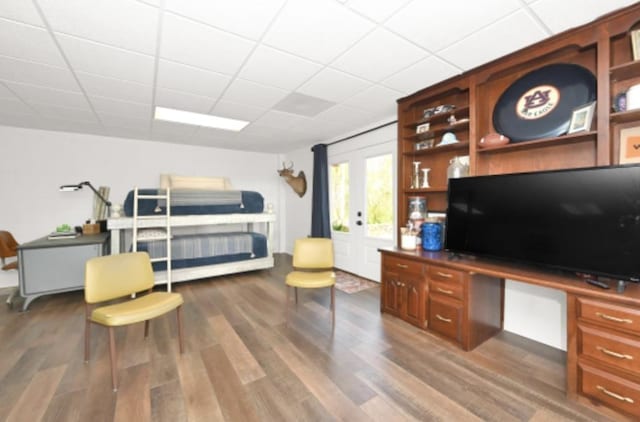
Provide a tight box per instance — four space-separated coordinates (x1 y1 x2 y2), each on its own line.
445 164 640 282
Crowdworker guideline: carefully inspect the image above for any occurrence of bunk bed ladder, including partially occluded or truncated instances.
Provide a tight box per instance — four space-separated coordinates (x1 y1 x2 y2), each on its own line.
132 187 173 292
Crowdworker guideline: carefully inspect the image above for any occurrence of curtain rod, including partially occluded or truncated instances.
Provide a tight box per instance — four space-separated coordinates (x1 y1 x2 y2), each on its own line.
325 119 397 147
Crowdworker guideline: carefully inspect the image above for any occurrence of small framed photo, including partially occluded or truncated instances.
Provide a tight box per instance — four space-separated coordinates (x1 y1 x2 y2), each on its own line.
631 29 640 61
416 122 430 134
619 125 640 164
567 101 596 134
613 92 627 112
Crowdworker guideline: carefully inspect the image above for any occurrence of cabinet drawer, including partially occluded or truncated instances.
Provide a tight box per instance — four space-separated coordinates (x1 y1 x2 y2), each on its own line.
579 324 640 376
383 256 423 276
430 279 464 300
579 362 640 418
427 265 464 285
577 297 640 336
429 295 462 344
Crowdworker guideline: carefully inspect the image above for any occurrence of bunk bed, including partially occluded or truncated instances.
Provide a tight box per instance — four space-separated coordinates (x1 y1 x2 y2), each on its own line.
107 188 275 288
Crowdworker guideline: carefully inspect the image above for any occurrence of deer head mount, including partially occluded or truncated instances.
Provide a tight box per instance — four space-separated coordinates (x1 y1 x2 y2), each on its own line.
278 161 307 198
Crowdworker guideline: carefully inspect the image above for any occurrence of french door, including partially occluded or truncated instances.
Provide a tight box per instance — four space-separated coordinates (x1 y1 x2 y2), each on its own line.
329 140 395 281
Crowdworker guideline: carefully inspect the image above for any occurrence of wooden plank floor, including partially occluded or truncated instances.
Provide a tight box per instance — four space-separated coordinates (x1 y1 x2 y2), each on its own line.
0 254 629 421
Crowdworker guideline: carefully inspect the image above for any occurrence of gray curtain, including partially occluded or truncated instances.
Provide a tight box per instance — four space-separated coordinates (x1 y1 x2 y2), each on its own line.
311 144 331 238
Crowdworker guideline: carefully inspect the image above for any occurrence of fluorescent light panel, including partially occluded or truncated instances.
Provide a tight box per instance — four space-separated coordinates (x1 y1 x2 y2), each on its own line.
154 106 249 131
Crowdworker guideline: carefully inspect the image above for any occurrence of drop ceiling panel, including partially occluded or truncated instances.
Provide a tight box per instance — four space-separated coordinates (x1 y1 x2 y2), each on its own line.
30 102 98 122
0 56 79 91
0 20 66 67
239 45 322 90
160 13 255 75
76 71 152 104
346 0 412 23
0 1 44 27
89 96 151 120
252 110 308 130
332 27 427 82
439 10 548 70
297 68 371 103
156 59 231 98
57 34 155 85
263 0 374 64
343 85 402 115
220 79 289 109
211 100 267 121
0 83 17 98
4 81 91 110
529 0 638 34
155 88 216 113
38 0 159 54
385 0 521 52
382 55 460 95
165 0 286 40
0 97 35 115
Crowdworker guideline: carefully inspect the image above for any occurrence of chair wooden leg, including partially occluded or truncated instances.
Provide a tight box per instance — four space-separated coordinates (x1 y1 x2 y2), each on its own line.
108 326 118 392
144 320 150 338
295 286 298 305
331 285 335 331
176 305 184 354
285 285 290 327
84 304 91 362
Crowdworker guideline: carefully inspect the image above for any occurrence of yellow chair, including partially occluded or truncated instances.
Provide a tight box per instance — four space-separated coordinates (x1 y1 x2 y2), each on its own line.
84 252 184 391
286 238 336 329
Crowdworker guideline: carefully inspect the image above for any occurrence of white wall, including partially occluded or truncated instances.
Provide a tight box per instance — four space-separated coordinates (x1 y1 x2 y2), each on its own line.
280 145 314 253
0 125 282 288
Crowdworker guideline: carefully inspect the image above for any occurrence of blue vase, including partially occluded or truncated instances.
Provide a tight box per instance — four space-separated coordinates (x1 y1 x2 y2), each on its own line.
421 221 443 251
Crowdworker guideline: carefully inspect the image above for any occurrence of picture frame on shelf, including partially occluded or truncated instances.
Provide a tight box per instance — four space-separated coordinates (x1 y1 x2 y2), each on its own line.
416 122 430 134
619 125 640 164
567 101 596 134
613 92 627 112
631 29 640 61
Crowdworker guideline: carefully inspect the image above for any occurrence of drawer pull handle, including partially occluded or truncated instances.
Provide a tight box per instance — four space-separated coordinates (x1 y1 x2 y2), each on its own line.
437 287 454 295
597 347 634 360
596 312 633 324
396 264 409 269
596 385 634 403
435 314 452 323
436 271 453 278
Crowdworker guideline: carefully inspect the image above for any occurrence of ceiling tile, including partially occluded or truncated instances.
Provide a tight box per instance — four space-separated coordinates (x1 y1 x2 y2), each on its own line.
155 88 216 113
0 1 44 27
0 56 79 91
0 83 17 99
220 79 289 109
239 45 322 90
332 27 427 82
297 68 371 102
105 125 151 140
529 0 638 34
343 84 402 115
76 71 152 104
30 102 98 122
90 96 151 120
0 19 66 67
382 55 460 94
211 100 267 121
252 110 308 130
346 0 412 23
151 119 198 142
99 112 150 130
4 81 91 110
263 0 374 64
438 10 547 70
165 0 286 40
57 34 155 85
157 59 231 98
314 104 373 126
161 13 255 75
0 97 35 115
38 0 159 54
385 0 521 52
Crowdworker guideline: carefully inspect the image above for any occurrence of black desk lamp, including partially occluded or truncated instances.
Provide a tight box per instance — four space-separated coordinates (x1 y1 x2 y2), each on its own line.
59 181 112 217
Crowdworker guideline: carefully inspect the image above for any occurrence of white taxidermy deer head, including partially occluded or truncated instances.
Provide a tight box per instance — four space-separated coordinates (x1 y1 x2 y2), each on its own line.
277 161 307 198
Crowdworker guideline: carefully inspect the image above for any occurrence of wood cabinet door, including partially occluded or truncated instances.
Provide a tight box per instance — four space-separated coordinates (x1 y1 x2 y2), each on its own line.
404 277 426 327
382 272 402 315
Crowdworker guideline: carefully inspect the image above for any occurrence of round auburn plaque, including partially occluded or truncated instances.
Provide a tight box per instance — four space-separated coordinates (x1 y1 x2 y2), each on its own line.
492 63 596 142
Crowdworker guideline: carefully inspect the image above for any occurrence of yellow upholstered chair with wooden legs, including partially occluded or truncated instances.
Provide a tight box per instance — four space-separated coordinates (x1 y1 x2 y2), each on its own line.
286 238 336 328
84 252 184 391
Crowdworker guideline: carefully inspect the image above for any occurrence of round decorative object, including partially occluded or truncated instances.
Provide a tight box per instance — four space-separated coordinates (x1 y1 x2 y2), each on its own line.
626 84 640 110
438 131 458 146
492 63 596 142
479 132 510 148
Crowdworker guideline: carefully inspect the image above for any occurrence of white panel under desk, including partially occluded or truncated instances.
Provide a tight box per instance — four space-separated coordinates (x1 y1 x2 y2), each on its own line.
108 213 276 229
503 279 567 351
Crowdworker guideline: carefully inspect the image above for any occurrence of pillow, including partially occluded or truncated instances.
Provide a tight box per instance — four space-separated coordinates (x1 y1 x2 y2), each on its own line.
136 228 170 242
169 175 231 190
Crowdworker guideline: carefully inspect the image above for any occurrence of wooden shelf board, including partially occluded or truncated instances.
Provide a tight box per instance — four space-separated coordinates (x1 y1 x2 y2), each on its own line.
476 131 596 154
610 60 640 81
405 105 470 128
403 141 470 156
610 109 640 124
404 187 448 194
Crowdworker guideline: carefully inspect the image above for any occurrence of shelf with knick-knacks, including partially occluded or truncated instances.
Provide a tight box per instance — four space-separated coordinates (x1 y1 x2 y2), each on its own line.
404 140 470 156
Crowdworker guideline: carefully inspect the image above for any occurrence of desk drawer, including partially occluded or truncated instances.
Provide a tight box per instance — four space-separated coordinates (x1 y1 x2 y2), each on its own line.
430 279 464 300
429 295 462 344
579 362 640 418
427 265 464 285
579 324 640 376
577 298 640 336
383 255 423 276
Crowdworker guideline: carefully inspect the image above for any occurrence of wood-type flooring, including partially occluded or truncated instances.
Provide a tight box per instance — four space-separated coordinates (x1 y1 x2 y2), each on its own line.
0 254 629 421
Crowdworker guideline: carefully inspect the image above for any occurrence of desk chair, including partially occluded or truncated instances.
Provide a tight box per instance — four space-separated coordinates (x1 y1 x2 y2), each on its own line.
0 231 19 308
285 238 336 329
84 252 184 391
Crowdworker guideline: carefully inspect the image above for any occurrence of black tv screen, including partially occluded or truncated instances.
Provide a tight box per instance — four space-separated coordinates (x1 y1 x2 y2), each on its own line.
445 164 640 282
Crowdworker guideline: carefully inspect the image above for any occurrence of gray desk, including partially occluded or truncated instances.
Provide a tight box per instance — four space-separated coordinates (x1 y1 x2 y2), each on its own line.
18 233 109 311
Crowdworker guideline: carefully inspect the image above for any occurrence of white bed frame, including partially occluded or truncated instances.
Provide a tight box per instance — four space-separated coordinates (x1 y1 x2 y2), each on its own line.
107 213 276 287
